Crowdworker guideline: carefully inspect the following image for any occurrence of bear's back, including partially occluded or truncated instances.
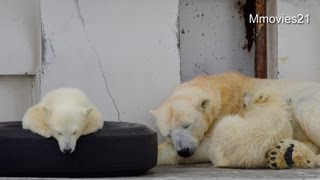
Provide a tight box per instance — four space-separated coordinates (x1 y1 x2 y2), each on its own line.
39 88 92 109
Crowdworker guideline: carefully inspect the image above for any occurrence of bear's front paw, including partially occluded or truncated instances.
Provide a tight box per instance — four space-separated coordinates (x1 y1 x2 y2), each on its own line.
32 129 52 138
266 139 315 169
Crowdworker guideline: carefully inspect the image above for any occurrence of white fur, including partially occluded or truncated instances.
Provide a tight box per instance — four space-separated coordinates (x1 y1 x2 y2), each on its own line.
210 90 293 168
153 73 320 168
23 88 103 153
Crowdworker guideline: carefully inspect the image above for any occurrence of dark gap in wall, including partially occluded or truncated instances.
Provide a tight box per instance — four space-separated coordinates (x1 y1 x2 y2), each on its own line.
242 0 255 52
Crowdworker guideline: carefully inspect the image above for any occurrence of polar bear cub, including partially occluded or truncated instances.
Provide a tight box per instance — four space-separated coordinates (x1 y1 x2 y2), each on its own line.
23 88 103 153
210 89 293 168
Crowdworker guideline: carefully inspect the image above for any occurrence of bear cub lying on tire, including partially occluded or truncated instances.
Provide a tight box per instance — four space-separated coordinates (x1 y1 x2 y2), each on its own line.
22 88 103 154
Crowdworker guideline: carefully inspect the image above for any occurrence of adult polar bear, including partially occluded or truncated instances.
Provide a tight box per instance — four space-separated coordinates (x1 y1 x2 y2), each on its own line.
151 72 320 169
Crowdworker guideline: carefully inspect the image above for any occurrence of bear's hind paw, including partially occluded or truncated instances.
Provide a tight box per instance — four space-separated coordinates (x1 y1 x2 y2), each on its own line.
266 139 315 169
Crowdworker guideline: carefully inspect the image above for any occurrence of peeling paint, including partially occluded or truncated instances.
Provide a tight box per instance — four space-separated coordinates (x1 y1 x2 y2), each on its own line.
74 0 121 122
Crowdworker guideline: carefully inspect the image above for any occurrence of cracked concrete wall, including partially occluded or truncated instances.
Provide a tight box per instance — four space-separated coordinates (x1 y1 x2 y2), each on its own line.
277 0 320 82
179 0 255 82
40 0 180 136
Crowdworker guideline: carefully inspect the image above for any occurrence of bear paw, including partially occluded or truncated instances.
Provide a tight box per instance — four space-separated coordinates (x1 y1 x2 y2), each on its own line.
266 139 315 169
30 128 52 138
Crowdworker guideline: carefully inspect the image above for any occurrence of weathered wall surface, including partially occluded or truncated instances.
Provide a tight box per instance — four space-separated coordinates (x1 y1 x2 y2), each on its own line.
0 0 38 121
40 0 181 134
277 0 320 81
179 0 255 82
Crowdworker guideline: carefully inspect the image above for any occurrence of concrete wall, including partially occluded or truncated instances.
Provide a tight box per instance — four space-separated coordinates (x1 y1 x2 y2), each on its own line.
1 0 320 128
277 0 320 81
0 0 181 134
40 0 181 134
0 0 38 121
0 0 39 75
179 0 255 82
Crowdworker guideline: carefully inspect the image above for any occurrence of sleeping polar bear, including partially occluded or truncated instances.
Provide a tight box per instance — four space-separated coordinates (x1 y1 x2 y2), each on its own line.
23 88 103 153
151 72 320 168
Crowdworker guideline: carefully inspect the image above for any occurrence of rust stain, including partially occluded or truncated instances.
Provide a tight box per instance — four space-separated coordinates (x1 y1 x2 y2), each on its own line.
255 0 267 78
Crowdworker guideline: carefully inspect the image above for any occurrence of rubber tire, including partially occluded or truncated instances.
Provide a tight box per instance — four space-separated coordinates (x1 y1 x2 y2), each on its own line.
0 121 157 177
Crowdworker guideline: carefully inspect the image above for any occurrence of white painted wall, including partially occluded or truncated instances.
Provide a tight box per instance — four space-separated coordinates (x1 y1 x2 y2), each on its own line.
267 0 278 79
0 0 38 75
40 0 180 134
0 76 34 122
277 0 320 81
179 0 255 82
0 0 38 122
2 0 319 131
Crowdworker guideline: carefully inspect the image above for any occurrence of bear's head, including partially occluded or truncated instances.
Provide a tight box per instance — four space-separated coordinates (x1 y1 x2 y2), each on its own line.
43 106 103 154
151 87 220 158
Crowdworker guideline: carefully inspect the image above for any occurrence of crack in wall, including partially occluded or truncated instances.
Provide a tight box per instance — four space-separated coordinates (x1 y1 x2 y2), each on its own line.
176 7 182 82
48 40 56 59
74 0 121 122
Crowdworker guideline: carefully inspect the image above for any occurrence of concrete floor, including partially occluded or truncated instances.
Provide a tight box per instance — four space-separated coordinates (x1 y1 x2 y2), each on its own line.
134 164 320 180
2 164 320 180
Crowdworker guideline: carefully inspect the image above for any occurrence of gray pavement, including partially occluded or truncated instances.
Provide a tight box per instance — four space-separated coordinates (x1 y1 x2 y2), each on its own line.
2 164 320 179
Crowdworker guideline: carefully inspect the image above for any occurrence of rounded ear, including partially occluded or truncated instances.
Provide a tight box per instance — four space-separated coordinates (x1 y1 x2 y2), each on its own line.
42 106 51 118
254 94 269 104
82 107 94 117
195 98 210 112
149 109 157 117
82 107 103 135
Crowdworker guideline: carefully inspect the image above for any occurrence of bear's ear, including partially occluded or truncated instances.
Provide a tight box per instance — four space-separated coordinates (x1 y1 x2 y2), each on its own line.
195 98 210 112
82 107 94 117
149 109 157 118
82 107 103 135
254 94 269 104
42 106 51 118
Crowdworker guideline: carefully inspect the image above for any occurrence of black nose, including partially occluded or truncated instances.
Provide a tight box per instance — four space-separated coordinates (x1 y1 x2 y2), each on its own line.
63 148 72 154
177 148 192 157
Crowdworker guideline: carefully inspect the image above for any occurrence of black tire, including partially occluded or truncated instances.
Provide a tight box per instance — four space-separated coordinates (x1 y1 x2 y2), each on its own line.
0 121 157 177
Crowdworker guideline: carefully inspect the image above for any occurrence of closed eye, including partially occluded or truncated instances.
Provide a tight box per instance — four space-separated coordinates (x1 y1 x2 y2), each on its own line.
72 131 77 135
182 123 191 129
167 129 172 137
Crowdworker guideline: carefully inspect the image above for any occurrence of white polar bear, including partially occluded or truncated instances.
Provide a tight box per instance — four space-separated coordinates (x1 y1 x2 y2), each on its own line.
153 72 320 168
210 89 295 168
22 88 103 153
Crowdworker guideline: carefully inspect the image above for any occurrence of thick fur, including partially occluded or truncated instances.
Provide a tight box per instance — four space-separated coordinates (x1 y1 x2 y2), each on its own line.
211 89 293 168
23 88 103 153
151 72 320 168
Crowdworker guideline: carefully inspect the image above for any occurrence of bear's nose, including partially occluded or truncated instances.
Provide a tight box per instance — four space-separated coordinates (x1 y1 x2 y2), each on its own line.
177 148 191 157
63 148 72 154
